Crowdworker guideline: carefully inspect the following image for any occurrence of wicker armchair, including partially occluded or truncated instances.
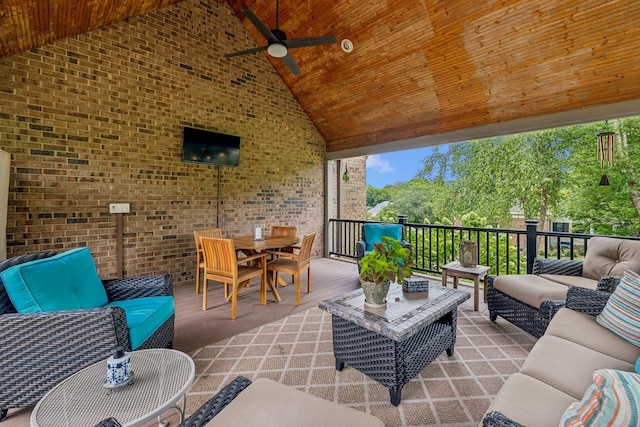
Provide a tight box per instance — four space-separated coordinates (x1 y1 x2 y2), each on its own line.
0 252 174 421
488 236 640 338
487 257 620 338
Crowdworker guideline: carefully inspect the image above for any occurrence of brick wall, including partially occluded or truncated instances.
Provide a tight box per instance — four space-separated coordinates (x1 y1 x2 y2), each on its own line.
0 0 327 286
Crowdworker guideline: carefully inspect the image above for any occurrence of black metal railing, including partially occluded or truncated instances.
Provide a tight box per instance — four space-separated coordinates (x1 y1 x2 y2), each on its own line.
328 217 640 276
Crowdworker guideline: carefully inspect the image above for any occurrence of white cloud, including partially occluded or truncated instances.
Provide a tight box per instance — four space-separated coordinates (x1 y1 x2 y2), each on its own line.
366 155 394 173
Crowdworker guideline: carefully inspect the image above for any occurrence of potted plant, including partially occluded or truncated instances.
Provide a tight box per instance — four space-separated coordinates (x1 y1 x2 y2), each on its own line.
358 236 414 308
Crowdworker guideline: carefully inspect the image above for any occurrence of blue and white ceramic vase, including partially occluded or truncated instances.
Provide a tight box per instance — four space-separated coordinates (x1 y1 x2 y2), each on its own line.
105 346 131 386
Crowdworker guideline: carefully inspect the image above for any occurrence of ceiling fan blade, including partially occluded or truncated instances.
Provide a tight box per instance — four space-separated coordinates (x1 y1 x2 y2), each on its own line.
225 46 268 58
281 53 301 76
286 35 337 49
242 8 278 43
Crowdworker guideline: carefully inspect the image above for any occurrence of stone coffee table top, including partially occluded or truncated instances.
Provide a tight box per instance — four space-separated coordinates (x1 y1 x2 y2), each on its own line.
319 284 470 341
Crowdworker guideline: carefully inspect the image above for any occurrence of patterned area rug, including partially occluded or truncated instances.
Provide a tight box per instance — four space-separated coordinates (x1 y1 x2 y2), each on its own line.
185 306 537 426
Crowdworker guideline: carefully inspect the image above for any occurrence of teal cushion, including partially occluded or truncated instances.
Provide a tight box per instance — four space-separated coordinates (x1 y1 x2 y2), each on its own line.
107 296 174 350
1 247 107 313
363 224 403 252
596 269 640 346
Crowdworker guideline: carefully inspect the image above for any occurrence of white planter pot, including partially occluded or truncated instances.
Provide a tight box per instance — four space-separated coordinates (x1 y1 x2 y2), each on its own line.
360 279 391 308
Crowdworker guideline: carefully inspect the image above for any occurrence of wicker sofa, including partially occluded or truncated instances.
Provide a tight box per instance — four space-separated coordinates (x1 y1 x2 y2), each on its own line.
487 236 640 337
0 250 174 421
482 283 640 426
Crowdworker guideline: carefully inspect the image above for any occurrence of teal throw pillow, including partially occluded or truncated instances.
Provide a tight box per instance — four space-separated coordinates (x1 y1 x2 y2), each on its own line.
1 247 107 313
363 223 402 252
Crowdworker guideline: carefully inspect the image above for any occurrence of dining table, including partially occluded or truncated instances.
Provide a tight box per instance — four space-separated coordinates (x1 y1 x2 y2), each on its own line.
231 234 300 302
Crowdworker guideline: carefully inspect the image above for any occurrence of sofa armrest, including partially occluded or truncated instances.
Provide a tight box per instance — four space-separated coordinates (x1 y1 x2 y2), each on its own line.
103 274 172 301
401 240 411 251
0 306 130 410
180 376 253 427
596 275 621 293
482 411 526 427
531 258 583 276
565 286 613 316
538 299 566 319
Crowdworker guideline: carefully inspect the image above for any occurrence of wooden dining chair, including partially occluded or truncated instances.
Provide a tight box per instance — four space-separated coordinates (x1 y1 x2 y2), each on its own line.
267 232 316 305
269 225 297 250
267 225 297 284
200 237 267 319
193 228 223 294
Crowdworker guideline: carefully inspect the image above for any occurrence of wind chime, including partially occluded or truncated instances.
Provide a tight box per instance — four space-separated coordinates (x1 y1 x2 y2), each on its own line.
597 129 615 186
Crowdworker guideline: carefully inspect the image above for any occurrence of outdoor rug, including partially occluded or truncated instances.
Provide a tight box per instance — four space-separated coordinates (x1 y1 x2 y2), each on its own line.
184 307 537 427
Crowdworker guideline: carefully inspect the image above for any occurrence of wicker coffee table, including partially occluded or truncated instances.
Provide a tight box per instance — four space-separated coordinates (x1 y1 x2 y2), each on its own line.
31 349 195 427
319 285 470 406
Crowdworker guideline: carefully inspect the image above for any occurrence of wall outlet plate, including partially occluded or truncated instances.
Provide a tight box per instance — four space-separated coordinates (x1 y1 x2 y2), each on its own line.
109 203 130 214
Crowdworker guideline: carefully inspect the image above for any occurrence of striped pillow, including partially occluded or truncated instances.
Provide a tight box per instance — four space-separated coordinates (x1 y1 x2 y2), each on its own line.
596 269 640 346
559 369 640 426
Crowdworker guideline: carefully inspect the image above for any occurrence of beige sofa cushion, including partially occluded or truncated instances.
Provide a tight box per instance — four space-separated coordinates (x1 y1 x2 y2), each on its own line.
539 274 597 289
494 274 568 308
206 377 385 427
519 335 634 399
485 372 576 427
582 237 640 280
546 308 640 364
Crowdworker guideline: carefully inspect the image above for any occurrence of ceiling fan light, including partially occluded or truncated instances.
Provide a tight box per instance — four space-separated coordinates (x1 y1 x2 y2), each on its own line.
267 43 287 58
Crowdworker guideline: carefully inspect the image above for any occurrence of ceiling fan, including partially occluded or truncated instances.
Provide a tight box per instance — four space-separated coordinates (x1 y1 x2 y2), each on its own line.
225 0 337 75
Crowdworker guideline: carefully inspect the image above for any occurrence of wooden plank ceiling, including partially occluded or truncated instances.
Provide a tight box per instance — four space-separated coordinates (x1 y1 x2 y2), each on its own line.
2 1 640 156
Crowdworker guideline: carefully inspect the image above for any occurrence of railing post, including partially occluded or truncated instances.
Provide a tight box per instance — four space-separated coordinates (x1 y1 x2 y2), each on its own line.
397 215 408 240
526 220 538 274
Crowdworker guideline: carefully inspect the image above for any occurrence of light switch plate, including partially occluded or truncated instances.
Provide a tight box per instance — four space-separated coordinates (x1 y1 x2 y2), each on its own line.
109 203 130 214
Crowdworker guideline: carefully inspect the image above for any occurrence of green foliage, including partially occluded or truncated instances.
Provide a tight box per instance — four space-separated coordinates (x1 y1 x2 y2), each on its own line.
375 205 400 222
418 129 571 226
366 186 392 208
379 118 640 237
556 118 640 236
367 180 434 223
359 236 414 285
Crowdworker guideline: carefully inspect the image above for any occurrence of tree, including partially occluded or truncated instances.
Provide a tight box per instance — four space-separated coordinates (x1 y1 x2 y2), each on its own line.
558 118 640 235
418 129 572 229
366 186 392 208
382 179 434 224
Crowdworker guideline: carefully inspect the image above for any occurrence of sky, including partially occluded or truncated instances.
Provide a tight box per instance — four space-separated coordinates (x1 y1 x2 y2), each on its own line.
366 147 436 188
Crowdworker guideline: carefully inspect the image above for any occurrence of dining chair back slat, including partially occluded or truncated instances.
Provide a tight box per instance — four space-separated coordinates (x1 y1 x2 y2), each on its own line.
201 237 237 280
270 226 297 237
193 228 223 294
298 232 315 269
270 226 297 254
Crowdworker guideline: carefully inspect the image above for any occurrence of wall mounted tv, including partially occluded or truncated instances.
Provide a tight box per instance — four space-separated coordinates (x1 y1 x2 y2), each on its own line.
182 127 240 167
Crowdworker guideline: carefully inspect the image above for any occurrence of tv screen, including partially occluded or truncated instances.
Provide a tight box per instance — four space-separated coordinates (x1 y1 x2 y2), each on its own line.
182 127 240 166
